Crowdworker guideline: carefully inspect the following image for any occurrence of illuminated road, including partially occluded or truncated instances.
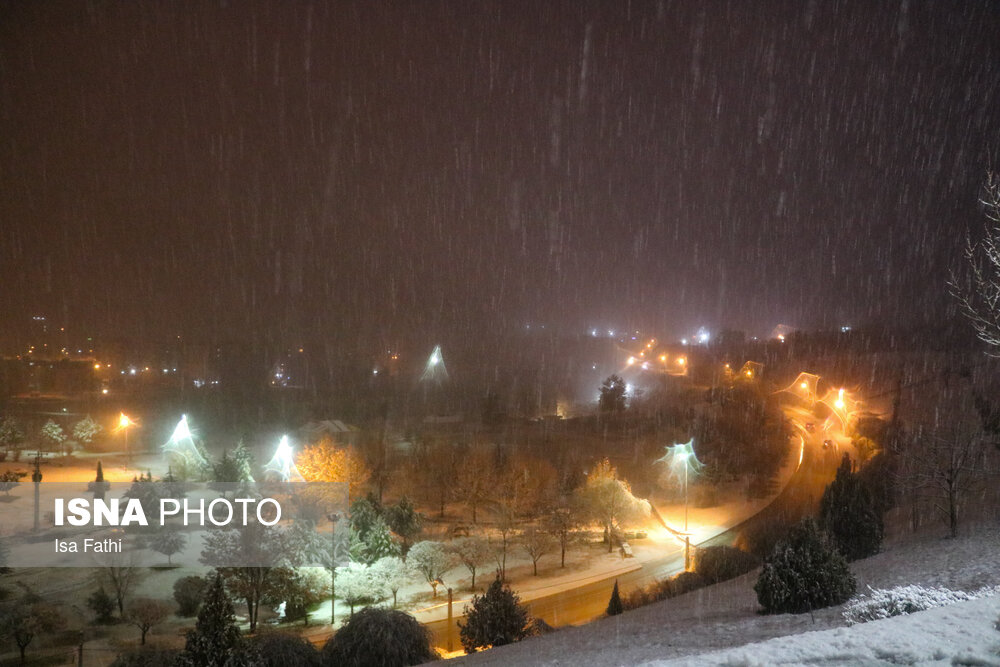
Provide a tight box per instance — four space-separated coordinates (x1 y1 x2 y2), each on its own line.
426 400 843 650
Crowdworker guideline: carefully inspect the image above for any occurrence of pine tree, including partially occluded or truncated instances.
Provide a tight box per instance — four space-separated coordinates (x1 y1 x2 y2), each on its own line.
362 515 401 564
606 580 624 616
176 573 243 666
458 576 530 652
819 454 883 561
755 518 856 614
88 461 109 501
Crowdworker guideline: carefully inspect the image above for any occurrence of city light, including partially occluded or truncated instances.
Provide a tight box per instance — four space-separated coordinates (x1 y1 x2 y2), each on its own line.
659 354 667 362
162 415 207 467
627 356 636 366
834 388 846 410
420 345 449 383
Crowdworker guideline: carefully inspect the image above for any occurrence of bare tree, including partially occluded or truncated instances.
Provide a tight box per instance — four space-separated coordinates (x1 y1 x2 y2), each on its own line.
126 598 172 645
519 527 556 576
544 507 578 568
454 448 496 523
897 381 993 538
949 173 1000 353
448 536 491 591
100 554 143 617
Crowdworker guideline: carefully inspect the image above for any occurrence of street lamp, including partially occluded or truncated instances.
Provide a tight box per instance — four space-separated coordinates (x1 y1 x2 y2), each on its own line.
655 440 703 569
116 412 136 465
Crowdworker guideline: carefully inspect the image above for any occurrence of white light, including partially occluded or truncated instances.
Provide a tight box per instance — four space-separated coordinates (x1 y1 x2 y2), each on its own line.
681 338 688 345
170 415 192 442
641 361 650 370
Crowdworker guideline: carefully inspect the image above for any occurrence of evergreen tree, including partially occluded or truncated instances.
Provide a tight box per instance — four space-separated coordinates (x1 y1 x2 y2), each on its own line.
606 580 624 616
458 576 530 653
231 440 255 483
88 461 109 501
385 496 423 548
349 496 382 540
755 518 856 614
176 573 244 666
362 515 401 564
820 454 884 561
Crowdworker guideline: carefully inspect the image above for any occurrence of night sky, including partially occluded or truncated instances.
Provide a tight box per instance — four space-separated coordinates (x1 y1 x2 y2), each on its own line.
2 1 999 353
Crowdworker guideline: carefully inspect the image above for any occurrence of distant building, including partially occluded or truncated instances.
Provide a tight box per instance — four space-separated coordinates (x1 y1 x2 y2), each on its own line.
299 419 361 445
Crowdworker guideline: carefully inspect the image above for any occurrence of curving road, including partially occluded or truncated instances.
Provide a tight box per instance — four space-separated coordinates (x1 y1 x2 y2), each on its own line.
426 401 844 650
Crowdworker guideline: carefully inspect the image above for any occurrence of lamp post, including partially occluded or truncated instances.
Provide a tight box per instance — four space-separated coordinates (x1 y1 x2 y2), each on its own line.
327 512 341 627
118 412 135 465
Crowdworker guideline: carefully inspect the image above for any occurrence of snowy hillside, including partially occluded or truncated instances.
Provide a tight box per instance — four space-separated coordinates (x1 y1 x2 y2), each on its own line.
454 527 1000 666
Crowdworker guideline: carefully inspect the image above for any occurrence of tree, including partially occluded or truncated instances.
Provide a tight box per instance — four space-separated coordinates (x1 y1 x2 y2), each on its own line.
519 527 556 576
322 607 436 666
458 576 530 653
150 527 187 565
362 515 401 564
101 555 143 617
385 496 423 549
87 587 116 624
349 496 382 539
0 600 66 664
606 580 623 616
39 419 66 452
296 438 370 499
754 518 856 614
949 173 1000 353
200 523 284 633
232 439 255 482
280 567 331 625
126 598 171 645
406 541 453 598
819 454 883 561
0 416 24 454
0 470 24 495
574 459 650 552
173 576 208 617
176 574 245 666
899 380 992 538
544 508 578 568
449 536 491 591
369 556 411 608
87 461 109 500
73 416 103 446
336 561 374 616
453 447 496 523
599 374 627 415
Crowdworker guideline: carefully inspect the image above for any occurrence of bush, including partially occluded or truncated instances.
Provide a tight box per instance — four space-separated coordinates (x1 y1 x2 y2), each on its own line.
819 455 883 561
622 571 708 610
252 631 320 666
755 518 856 614
694 546 759 584
87 587 117 624
322 607 436 666
459 576 530 652
173 576 208 617
110 649 179 667
843 584 999 625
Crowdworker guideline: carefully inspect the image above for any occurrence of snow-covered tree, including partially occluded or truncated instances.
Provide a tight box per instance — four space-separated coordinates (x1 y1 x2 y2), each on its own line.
448 536 491 591
406 541 453 598
149 527 187 566
950 174 1000 353
39 420 66 451
458 576 530 653
362 515 401 564
574 459 650 552
519 527 556 576
72 416 103 445
336 561 374 615
369 556 411 608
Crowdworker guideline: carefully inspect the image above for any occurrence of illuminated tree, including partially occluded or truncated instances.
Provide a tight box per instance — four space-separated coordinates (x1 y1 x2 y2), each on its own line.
176 574 246 666
39 419 66 452
336 562 374 616
575 459 650 552
72 416 103 446
519 527 556 576
296 439 370 499
458 577 530 653
950 173 1000 353
406 541 453 598
598 375 627 414
369 556 410 608
448 537 491 591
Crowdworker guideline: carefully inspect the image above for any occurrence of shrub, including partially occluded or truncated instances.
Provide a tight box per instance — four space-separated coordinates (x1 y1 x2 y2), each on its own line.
694 546 759 584
322 607 436 666
87 587 117 624
622 571 708 610
755 518 856 614
843 584 999 625
819 454 883 561
736 519 792 560
173 576 208 617
459 576 530 652
252 631 320 666
110 649 179 667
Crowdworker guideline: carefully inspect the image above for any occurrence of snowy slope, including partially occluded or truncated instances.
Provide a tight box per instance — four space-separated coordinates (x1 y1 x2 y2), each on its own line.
650 594 1000 666
454 528 1000 666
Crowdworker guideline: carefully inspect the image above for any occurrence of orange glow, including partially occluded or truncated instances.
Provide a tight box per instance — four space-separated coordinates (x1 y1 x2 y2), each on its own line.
659 354 667 362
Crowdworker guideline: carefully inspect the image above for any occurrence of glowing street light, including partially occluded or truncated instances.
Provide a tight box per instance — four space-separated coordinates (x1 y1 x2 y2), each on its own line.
627 356 636 366
656 439 703 569
263 435 305 482
115 412 137 464
834 388 846 410
162 415 207 468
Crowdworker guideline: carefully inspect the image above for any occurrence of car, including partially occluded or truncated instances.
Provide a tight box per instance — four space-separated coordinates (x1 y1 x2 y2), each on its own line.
805 422 815 433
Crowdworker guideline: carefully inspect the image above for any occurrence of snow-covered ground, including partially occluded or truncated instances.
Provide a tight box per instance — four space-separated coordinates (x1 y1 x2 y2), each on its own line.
454 527 1000 666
